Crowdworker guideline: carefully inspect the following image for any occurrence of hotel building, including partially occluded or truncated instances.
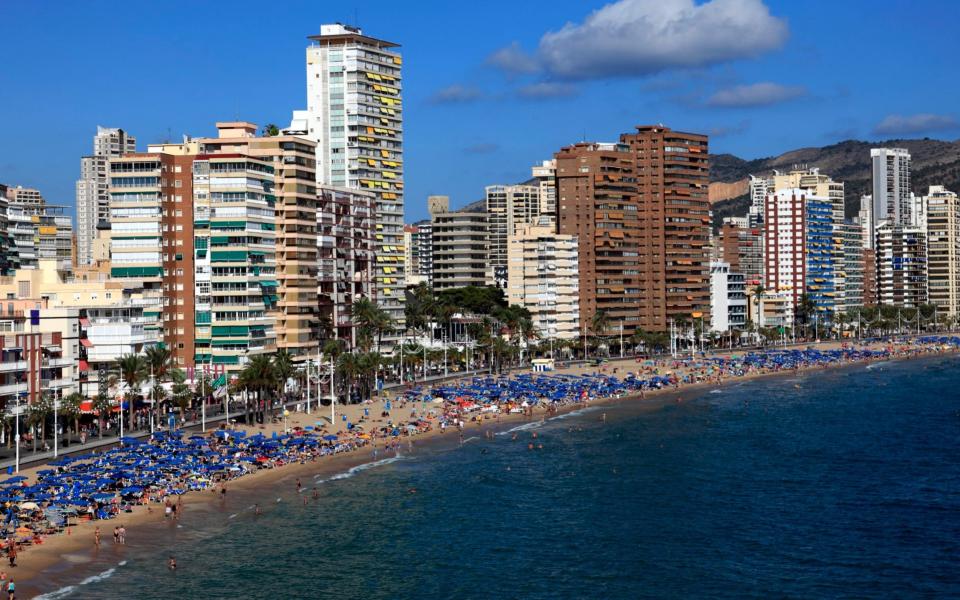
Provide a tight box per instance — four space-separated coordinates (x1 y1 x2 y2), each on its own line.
925 186 960 315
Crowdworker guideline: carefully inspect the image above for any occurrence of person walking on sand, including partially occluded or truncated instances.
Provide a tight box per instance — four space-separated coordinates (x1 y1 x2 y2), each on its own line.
5 541 14 568
118 525 126 545
94 527 101 548
6 577 12 600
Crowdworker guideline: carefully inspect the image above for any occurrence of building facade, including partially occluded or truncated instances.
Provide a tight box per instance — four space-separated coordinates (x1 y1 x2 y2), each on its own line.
76 126 136 266
486 184 540 287
925 186 960 315
431 211 488 290
555 142 642 337
763 189 837 317
318 185 375 347
620 125 711 328
531 160 557 218
871 148 912 227
506 224 580 340
289 23 405 343
839 222 865 313
876 223 927 308
709 261 747 333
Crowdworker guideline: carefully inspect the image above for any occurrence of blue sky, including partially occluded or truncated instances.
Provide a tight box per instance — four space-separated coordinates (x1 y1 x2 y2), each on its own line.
1 0 958 223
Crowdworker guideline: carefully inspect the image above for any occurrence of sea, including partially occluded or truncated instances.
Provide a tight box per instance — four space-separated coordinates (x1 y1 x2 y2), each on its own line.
31 354 960 599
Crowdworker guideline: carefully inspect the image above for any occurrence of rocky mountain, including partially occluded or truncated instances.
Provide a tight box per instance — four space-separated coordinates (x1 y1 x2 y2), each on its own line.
710 138 960 226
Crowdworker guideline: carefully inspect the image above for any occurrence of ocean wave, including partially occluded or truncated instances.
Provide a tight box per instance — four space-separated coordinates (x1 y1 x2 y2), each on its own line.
80 566 117 586
709 389 723 395
316 455 405 483
34 586 77 600
551 406 600 421
496 421 544 436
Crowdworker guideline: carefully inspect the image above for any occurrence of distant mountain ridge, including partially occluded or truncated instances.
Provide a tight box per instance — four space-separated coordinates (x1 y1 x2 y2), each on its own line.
711 137 960 225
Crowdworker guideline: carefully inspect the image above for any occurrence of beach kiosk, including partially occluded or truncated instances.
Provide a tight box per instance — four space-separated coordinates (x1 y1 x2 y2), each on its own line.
532 358 555 372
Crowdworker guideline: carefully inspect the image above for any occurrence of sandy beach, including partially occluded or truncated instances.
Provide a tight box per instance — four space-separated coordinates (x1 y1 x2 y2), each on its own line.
9 337 960 597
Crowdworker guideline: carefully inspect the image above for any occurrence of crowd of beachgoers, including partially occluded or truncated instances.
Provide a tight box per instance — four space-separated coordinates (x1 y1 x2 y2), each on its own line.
1 335 958 574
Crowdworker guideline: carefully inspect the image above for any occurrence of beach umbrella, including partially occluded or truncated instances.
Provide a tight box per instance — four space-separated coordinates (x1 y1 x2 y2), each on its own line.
322 435 338 441
17 501 39 510
2 476 26 484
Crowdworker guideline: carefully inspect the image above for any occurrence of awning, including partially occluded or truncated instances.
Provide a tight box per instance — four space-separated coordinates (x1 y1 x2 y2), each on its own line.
43 345 62 353
79 317 91 327
79 400 94 414
80 338 93 348
78 360 90 372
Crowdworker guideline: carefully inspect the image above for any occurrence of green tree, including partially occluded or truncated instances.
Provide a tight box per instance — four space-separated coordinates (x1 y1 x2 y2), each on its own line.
262 123 280 137
113 353 147 431
170 368 192 422
92 393 113 439
60 392 85 445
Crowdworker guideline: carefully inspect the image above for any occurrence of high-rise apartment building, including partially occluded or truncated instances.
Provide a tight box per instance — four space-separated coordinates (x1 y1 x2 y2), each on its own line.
531 159 557 218
719 218 763 287
709 261 747 333
410 221 433 286
839 222 864 313
876 223 927 308
556 141 642 335
5 186 72 271
431 210 488 291
289 24 405 343
620 125 711 328
402 225 424 286
108 150 194 367
485 184 540 287
76 126 136 266
748 174 773 226
0 185 15 275
871 148 912 227
763 189 837 317
925 186 960 315
506 223 580 340
109 122 319 369
858 194 874 249
318 185 375 347
863 249 878 306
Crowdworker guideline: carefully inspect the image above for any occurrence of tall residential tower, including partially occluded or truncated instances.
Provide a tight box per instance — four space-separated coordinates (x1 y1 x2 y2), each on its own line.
289 24 405 345
76 127 136 266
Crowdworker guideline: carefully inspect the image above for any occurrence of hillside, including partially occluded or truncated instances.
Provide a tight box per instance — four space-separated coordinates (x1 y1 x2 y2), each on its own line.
711 138 960 224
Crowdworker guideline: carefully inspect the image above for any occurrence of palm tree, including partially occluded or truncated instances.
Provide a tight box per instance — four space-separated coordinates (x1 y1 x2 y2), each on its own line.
114 353 147 431
752 284 767 330
590 309 610 357
244 354 276 423
170 368 192 422
273 349 295 402
60 392 84 446
92 393 113 439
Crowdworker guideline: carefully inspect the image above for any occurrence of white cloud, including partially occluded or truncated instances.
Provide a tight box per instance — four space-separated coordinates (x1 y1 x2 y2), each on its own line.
706 82 806 107
516 82 578 99
429 84 483 104
491 0 788 80
486 42 540 74
873 113 959 136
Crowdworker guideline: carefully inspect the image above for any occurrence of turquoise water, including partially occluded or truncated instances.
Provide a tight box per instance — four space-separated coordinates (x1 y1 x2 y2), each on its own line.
32 355 960 598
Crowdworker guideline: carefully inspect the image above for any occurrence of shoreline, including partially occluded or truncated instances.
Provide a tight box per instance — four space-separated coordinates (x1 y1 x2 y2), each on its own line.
15 341 960 597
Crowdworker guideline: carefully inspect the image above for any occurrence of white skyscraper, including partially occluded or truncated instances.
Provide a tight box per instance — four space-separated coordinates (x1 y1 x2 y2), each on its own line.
288 24 405 343
75 126 136 266
871 148 912 226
